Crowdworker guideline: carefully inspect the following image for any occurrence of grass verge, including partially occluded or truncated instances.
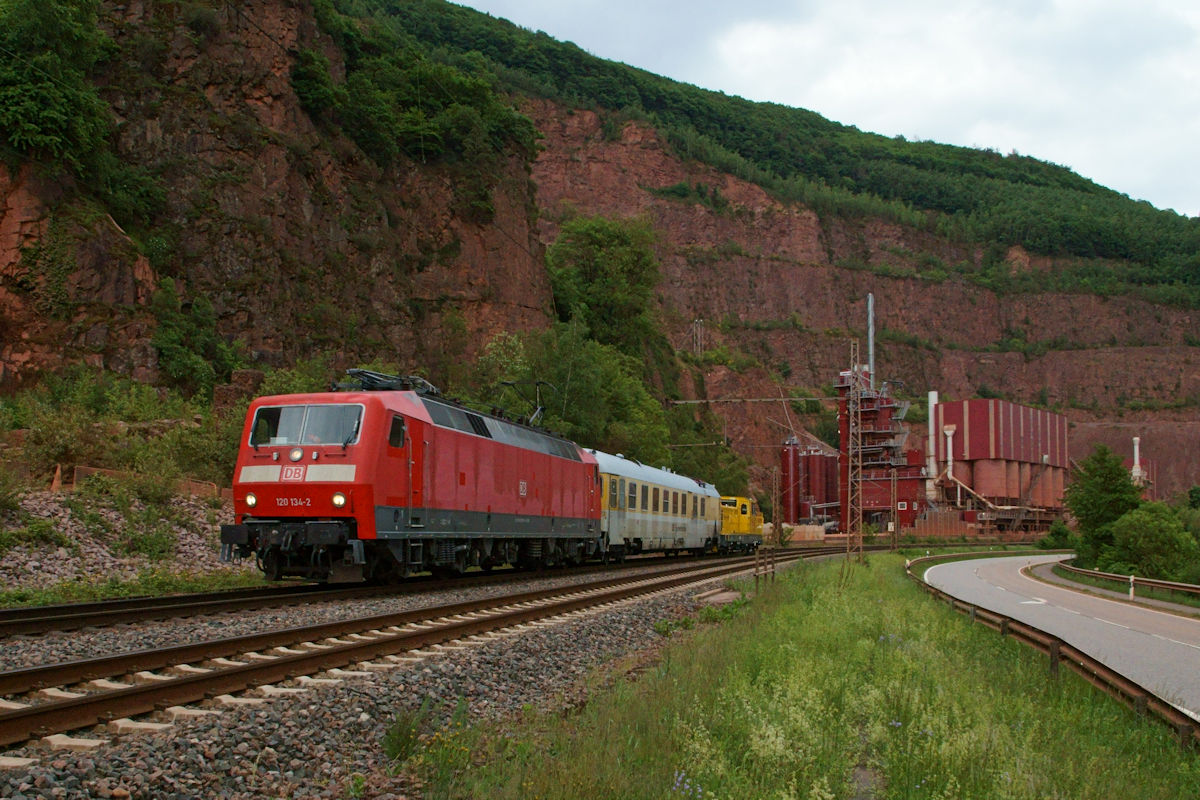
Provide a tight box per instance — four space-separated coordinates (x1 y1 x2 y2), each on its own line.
391 554 1200 799
0 566 266 607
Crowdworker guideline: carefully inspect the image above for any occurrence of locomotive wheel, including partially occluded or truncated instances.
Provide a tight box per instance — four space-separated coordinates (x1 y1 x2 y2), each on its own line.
433 554 467 579
366 556 395 585
262 548 283 582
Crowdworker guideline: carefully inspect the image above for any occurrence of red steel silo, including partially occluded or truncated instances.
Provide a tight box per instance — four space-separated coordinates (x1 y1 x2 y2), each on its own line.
974 460 1007 500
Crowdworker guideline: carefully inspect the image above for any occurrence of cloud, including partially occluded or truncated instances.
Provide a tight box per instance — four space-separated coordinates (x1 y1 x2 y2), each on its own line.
704 1 1200 214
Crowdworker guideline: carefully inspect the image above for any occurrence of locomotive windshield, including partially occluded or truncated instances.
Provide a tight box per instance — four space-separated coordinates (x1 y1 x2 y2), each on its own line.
250 404 363 446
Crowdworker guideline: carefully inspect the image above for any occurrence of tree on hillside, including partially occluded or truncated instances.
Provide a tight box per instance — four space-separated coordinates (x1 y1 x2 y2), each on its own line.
664 405 749 497
1100 502 1200 583
0 0 108 174
547 215 661 359
463 322 671 467
1064 444 1143 566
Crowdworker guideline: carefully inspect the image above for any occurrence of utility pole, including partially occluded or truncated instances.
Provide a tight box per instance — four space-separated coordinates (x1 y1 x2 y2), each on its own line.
890 467 898 551
771 467 781 548
846 340 864 564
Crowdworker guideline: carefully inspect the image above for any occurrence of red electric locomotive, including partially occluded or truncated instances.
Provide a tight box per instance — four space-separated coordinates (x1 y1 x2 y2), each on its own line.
220 370 602 581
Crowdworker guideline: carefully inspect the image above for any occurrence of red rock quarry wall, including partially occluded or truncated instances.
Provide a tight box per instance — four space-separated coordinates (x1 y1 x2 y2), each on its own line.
526 102 1200 497
1070 420 1200 503
0 2 1197 497
0 0 553 387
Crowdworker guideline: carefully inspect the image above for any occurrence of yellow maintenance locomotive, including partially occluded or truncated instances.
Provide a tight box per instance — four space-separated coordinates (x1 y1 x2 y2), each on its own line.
719 495 764 553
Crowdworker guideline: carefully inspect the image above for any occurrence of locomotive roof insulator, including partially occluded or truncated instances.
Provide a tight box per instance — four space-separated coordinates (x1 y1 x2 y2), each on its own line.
337 369 442 395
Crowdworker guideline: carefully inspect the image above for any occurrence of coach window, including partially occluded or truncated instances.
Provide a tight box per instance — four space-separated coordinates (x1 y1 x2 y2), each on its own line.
652 487 660 513
641 484 649 511
692 495 698 518
619 479 626 510
388 416 406 448
700 497 706 517
672 491 679 515
609 478 618 509
628 482 637 510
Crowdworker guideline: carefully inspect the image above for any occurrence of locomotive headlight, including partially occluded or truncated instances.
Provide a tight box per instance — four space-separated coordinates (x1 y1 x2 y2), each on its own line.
289 447 304 462
332 492 347 508
245 493 258 508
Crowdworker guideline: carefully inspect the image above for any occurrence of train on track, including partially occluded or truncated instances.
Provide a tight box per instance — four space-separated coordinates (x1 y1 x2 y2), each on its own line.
220 370 761 582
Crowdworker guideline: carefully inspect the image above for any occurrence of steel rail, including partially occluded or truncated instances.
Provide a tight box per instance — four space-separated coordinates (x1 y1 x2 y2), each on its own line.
0 582 321 624
0 550 806 637
0 554 802 748
0 554 772 696
0 583 392 638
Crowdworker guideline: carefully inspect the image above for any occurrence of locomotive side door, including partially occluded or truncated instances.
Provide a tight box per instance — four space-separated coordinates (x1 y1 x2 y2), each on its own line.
408 420 426 527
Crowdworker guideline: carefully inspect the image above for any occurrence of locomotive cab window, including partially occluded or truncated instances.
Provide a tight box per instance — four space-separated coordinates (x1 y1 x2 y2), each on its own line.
250 404 362 446
388 416 406 448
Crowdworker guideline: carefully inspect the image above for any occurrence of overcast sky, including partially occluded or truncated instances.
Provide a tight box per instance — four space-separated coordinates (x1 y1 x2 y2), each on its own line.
453 0 1199 218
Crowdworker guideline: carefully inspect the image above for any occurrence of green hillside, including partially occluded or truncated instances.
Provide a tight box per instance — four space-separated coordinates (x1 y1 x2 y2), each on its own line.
316 0 1200 301
2 0 1197 304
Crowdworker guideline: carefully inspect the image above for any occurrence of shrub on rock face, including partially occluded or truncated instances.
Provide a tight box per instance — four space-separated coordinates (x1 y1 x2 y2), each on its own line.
150 278 241 399
0 0 109 174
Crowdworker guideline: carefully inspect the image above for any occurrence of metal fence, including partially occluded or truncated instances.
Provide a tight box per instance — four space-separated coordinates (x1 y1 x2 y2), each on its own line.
1055 560 1200 602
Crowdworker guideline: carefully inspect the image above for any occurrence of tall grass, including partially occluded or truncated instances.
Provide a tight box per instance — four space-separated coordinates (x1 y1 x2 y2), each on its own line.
0 366 245 485
396 555 1200 798
0 566 266 607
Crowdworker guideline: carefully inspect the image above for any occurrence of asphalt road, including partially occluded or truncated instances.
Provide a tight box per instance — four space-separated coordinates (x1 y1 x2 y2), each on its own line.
924 554 1200 720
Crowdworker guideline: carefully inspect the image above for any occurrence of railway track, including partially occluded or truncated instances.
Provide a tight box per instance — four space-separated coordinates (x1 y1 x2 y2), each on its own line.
0 557 699 638
0 582 341 638
0 551 807 749
0 546 849 638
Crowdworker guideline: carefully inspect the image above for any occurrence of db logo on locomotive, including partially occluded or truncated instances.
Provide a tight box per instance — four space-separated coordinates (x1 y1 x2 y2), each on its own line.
281 465 306 482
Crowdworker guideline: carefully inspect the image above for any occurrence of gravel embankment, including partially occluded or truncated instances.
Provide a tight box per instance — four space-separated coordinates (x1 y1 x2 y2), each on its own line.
0 587 703 799
1 490 735 798
0 491 241 590
0 563 697 672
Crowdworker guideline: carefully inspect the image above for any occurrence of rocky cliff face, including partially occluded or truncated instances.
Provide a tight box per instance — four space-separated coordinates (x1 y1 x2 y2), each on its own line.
525 102 1200 496
0 0 552 389
0 0 1196 497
